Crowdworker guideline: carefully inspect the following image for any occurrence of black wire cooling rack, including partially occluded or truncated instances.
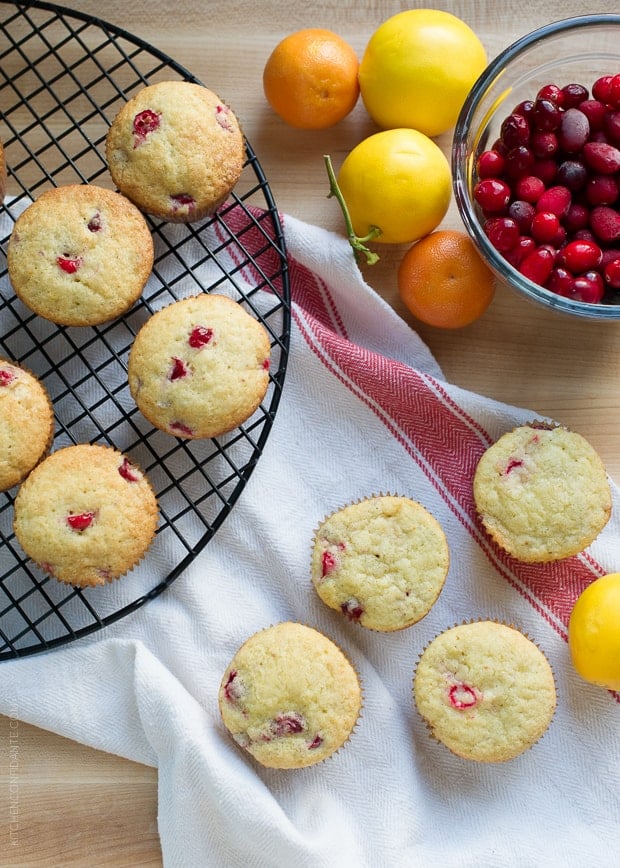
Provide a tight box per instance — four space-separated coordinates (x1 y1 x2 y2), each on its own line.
0 1 291 659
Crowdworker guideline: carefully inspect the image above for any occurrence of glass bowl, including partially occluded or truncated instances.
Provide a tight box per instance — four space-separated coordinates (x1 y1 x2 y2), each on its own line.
452 14 620 321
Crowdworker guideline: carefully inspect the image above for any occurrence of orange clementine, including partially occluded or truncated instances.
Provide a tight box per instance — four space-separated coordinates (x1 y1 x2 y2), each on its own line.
398 230 496 329
263 29 360 130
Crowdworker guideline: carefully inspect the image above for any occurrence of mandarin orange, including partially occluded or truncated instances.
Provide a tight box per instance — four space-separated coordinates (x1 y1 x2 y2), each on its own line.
263 29 359 130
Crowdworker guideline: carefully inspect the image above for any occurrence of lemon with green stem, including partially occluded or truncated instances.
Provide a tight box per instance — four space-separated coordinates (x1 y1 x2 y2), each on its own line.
325 128 452 264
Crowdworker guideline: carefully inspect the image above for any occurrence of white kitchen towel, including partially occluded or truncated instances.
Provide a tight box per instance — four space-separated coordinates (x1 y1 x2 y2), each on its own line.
1 209 619 868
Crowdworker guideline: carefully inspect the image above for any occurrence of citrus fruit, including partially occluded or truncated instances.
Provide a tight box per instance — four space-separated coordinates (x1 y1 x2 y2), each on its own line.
397 230 496 328
335 128 451 248
358 9 487 137
263 28 360 130
568 573 620 690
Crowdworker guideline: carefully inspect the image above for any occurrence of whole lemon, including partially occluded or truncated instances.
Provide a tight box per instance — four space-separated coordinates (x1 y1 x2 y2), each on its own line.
358 9 487 137
336 128 451 246
568 573 620 691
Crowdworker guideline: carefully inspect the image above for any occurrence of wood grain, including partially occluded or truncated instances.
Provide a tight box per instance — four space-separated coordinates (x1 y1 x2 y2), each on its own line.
1 1 618 864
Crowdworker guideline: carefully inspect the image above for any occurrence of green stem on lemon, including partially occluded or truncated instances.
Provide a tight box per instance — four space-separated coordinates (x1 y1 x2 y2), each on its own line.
324 154 382 266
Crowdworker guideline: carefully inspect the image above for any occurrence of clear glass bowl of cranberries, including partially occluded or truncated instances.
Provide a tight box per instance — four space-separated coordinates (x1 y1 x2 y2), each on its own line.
453 14 620 319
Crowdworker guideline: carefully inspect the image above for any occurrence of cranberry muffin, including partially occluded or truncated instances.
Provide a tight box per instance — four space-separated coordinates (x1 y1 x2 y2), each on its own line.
7 184 153 326
106 81 245 222
311 494 449 631
219 622 362 769
127 294 271 439
13 444 159 587
0 359 54 492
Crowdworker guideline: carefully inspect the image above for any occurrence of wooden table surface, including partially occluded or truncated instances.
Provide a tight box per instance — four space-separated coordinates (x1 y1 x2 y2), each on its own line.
1 1 619 865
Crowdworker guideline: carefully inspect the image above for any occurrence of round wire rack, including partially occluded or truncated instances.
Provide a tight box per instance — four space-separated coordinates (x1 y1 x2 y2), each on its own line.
0 1 291 659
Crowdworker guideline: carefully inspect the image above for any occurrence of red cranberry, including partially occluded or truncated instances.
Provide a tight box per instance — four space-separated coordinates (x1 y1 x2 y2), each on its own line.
530 158 557 185
0 367 16 386
592 75 614 104
566 271 605 303
590 205 620 244
133 109 161 146
558 239 602 273
585 174 618 206
508 200 535 233
57 255 82 274
561 83 589 108
501 113 531 148
582 141 620 174
578 99 606 131
603 110 620 144
564 202 590 233
604 257 620 289
505 146 534 179
66 511 95 531
514 175 545 203
476 149 505 178
548 266 574 296
530 130 558 158
519 245 555 285
532 97 562 131
473 178 511 214
531 211 560 243
188 325 214 348
537 83 563 106
118 457 140 482
557 108 590 153
485 216 520 251
536 185 571 218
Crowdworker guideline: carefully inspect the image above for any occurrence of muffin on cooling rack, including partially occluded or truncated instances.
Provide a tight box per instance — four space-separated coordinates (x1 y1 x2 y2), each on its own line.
13 444 159 588
473 423 611 562
219 622 362 769
413 621 556 762
311 494 450 631
0 359 54 492
7 184 154 326
105 80 245 222
127 293 271 439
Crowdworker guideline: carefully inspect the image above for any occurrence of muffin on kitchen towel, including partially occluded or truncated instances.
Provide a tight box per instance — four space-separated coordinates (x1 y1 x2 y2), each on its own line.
0 208 617 868
106 80 245 222
311 494 449 631
413 620 557 762
473 423 611 562
0 358 54 491
218 621 361 768
7 184 153 326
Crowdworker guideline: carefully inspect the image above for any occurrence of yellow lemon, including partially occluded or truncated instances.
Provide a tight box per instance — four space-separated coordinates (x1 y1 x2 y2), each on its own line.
358 9 487 137
568 573 620 691
335 128 451 246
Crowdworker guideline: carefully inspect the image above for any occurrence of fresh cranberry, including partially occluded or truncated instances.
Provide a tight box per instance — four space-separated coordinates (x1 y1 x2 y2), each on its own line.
504 146 534 179
565 271 605 303
513 99 535 121
484 216 520 251
609 73 620 109
508 200 535 233
557 108 590 153
604 257 620 289
514 175 545 203
578 99 606 131
501 113 531 148
603 110 620 144
536 185 571 217
556 160 588 192
548 266 574 296
537 83 563 106
531 211 561 244
590 205 620 244
564 202 590 233
583 141 620 174
559 239 603 273
473 178 511 213
530 158 557 185
530 130 558 158
592 75 614 104
476 149 505 178
561 82 589 108
519 245 555 285
532 97 562 131
585 174 619 206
